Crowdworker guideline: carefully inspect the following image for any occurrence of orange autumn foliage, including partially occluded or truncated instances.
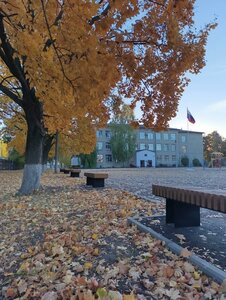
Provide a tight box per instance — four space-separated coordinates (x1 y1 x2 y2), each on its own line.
0 0 216 132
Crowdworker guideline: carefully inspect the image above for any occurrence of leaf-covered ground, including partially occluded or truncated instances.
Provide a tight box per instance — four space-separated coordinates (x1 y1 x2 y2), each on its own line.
0 171 226 300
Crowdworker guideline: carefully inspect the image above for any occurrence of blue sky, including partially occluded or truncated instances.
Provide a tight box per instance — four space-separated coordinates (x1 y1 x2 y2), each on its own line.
169 0 226 137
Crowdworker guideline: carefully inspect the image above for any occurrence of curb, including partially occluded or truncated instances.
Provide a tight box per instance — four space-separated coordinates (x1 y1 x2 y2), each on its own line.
127 217 226 284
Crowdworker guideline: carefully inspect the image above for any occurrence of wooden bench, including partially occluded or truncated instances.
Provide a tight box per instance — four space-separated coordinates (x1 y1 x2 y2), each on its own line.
63 168 70 174
84 172 108 187
152 184 226 227
70 169 81 177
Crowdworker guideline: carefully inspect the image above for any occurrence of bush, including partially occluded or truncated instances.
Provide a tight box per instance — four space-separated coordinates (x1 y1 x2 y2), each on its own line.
193 158 201 167
181 156 189 167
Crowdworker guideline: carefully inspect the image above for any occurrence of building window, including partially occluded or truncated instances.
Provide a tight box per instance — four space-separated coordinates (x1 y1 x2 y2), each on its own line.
171 144 176 152
163 133 169 140
105 130 111 139
97 142 103 150
96 130 103 138
163 144 169 151
172 155 176 161
139 132 145 139
164 155 169 161
140 143 146 150
170 133 176 141
106 142 111 150
147 132 153 140
157 155 162 161
97 154 103 162
105 154 112 162
156 144 162 151
156 133 161 140
148 143 154 151
181 145 187 153
181 135 186 143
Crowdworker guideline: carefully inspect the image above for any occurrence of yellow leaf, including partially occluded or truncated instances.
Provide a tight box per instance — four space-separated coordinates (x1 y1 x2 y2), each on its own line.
84 262 93 269
93 248 99 256
193 271 200 280
92 233 98 240
17 262 30 273
123 293 136 300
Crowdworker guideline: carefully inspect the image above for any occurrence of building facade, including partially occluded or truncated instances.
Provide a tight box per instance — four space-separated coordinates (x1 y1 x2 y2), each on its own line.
95 126 204 168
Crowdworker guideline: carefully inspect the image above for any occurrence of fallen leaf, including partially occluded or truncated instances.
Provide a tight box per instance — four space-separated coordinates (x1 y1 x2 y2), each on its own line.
123 293 136 300
41 291 58 300
6 287 17 298
184 262 195 273
84 262 93 270
180 248 192 258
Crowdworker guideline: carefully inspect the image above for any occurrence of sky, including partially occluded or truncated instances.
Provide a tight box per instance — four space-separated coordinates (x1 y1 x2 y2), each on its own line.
169 0 226 137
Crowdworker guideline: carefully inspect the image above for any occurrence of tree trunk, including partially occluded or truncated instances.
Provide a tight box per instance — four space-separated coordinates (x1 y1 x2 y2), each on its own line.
18 96 45 195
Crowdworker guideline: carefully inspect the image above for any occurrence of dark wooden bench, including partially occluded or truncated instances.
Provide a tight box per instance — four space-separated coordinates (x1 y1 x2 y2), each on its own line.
152 184 226 227
70 169 81 177
84 172 108 187
63 168 70 174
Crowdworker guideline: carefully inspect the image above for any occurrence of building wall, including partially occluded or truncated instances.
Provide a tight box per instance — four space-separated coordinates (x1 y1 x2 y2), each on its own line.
136 150 156 167
95 126 203 168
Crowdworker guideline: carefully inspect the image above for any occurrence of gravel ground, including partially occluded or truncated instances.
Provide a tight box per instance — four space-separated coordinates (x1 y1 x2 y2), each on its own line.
88 167 226 272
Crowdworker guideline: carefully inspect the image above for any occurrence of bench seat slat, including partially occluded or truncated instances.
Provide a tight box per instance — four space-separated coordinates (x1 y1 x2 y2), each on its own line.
84 172 108 179
152 184 226 213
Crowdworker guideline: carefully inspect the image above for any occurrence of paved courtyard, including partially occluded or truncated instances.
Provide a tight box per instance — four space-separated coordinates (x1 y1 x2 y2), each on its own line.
96 167 226 272
103 167 226 200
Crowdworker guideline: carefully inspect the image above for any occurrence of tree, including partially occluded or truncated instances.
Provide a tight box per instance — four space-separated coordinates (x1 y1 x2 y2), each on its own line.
0 1 215 194
203 131 223 161
181 156 189 167
79 150 97 169
109 104 136 166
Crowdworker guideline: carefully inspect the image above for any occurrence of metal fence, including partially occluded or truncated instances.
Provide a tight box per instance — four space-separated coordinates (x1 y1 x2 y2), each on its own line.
0 158 14 170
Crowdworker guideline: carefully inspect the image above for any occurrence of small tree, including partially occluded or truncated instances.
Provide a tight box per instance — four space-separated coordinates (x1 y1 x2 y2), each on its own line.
110 123 136 166
109 104 136 166
79 150 97 169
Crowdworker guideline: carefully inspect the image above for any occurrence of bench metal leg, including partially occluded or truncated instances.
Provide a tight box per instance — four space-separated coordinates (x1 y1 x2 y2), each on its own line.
86 177 93 185
91 178 105 187
166 198 175 223
166 198 200 227
86 177 105 187
71 172 80 177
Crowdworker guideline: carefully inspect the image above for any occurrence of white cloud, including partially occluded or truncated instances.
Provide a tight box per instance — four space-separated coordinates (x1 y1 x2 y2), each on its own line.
207 99 226 112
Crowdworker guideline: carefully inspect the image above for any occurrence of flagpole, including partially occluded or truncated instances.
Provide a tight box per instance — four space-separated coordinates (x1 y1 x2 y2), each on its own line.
187 108 190 168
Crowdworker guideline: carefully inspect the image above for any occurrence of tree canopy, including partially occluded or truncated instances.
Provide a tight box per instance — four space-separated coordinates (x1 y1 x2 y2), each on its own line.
0 0 216 193
204 131 226 161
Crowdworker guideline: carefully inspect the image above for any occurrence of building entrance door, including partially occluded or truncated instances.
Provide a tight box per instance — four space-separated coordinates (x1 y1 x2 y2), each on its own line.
140 160 145 167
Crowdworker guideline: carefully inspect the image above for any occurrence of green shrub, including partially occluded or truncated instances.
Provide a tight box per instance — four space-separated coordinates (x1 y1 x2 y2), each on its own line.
193 158 201 167
181 156 189 167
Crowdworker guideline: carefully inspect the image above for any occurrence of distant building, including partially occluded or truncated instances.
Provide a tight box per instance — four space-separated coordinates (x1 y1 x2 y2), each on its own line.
96 126 203 168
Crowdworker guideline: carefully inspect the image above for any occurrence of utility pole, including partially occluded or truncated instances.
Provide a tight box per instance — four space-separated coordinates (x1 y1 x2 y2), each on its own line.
54 130 59 173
